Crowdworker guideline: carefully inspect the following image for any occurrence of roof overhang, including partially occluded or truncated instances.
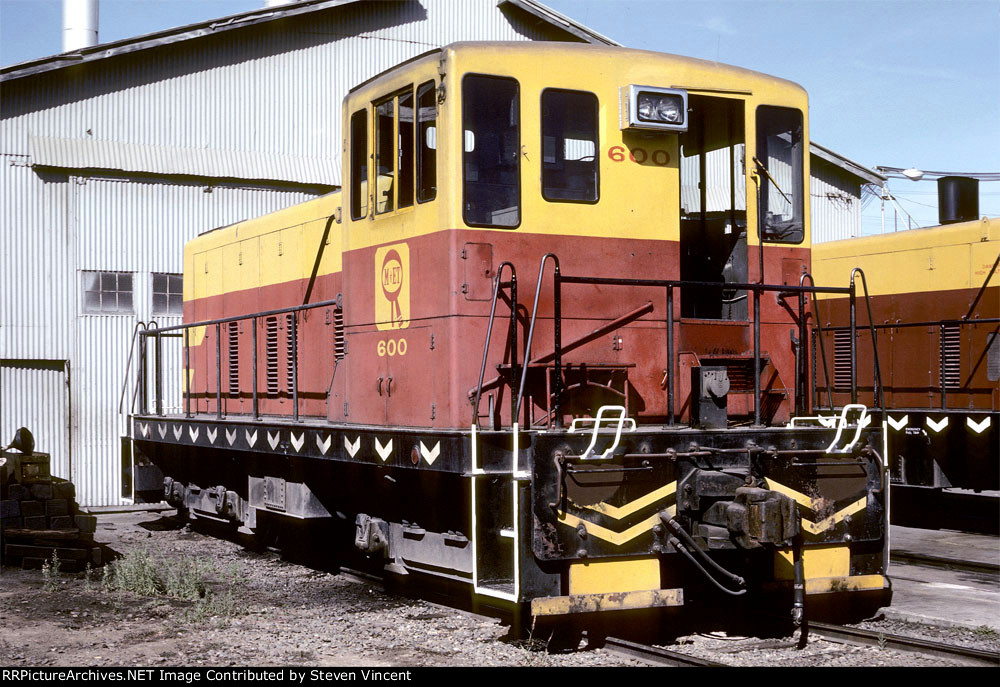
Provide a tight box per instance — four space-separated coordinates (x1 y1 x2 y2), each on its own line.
810 141 887 185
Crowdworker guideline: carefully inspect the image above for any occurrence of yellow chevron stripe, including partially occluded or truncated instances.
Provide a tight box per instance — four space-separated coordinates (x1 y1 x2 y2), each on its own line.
765 478 868 535
557 507 675 546
764 478 826 512
578 481 677 520
800 496 868 535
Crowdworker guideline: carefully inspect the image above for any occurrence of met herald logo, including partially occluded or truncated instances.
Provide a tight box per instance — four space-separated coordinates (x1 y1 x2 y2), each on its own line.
375 243 409 330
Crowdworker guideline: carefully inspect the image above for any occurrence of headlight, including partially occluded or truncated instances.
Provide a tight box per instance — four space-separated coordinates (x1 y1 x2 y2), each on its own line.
620 85 688 132
637 92 684 124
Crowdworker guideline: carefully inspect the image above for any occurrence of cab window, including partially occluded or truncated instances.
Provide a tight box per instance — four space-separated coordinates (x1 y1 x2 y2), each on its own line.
375 97 395 214
416 80 437 203
542 89 598 202
463 74 520 228
755 106 804 243
350 109 368 220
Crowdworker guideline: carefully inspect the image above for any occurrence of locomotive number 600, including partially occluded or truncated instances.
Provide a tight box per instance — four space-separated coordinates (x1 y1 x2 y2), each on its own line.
377 338 407 357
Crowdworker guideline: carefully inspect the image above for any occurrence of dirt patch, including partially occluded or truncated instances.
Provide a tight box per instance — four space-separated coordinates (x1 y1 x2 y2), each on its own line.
0 510 638 668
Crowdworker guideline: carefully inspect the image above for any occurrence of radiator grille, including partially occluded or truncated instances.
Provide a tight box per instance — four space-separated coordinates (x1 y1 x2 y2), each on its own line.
334 308 346 361
939 324 961 390
227 322 239 397
834 329 853 390
286 313 297 394
265 316 279 396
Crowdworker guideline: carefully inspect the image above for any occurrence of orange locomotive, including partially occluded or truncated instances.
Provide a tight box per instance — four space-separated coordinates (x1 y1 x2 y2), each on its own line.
130 43 890 626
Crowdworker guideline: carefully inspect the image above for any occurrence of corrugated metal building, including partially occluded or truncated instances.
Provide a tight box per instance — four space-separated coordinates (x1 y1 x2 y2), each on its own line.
1 0 615 506
810 142 886 243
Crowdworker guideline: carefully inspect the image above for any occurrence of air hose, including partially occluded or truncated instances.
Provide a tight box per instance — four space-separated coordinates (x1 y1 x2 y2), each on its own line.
660 514 747 595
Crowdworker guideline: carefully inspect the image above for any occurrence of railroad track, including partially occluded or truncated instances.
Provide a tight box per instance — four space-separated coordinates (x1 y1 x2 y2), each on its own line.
890 550 999 575
807 622 1000 667
603 636 728 667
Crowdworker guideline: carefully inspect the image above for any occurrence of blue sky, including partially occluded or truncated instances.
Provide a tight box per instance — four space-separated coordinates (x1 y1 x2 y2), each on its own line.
2 0 997 232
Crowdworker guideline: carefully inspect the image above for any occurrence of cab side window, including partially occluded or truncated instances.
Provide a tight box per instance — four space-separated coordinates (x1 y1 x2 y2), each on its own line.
350 109 368 220
542 89 599 202
463 74 520 228
375 98 395 214
416 80 437 203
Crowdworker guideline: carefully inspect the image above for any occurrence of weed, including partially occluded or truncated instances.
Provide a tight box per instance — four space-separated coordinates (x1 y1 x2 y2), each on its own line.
83 562 94 592
973 626 998 639
42 550 61 592
877 632 887 650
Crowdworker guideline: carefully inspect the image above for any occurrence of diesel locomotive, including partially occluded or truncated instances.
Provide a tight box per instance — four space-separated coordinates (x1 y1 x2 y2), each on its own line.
128 42 890 628
812 217 998 530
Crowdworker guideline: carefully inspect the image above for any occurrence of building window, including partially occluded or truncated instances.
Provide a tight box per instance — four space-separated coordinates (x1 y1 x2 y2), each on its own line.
82 271 133 314
152 273 183 316
542 89 599 202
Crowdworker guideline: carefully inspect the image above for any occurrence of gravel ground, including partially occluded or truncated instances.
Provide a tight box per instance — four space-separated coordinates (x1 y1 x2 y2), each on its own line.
2 509 996 668
0 510 640 668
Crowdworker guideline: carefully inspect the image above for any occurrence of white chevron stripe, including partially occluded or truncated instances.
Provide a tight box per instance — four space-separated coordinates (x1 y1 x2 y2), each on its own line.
139 422 149 437
887 415 908 431
267 432 280 450
158 424 167 439
419 441 440 465
344 436 360 458
926 416 949 433
188 426 200 442
967 416 991 434
290 432 304 452
316 435 332 455
225 429 237 446
375 438 393 462
245 430 258 448
173 425 183 440
206 427 218 444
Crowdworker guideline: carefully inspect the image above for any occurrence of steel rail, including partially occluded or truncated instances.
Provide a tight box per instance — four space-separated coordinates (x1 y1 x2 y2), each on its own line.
808 622 1000 666
603 636 727 667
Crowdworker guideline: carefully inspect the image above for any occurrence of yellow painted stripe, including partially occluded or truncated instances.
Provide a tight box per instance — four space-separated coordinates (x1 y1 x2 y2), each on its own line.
579 481 677 520
765 478 868 535
556 508 673 546
804 574 886 595
764 478 827 512
530 588 683 617
800 496 868 535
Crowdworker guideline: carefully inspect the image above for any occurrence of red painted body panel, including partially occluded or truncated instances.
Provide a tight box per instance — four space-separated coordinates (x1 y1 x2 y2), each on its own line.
185 227 814 428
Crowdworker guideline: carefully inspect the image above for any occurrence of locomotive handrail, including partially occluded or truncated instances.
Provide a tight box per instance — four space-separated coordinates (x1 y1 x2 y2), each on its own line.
119 320 149 415
850 268 886 417
472 261 518 428
800 272 835 412
517 253 864 429
137 299 339 420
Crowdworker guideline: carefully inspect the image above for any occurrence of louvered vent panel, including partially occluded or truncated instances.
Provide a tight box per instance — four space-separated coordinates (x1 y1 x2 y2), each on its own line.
334 309 345 361
939 324 961 390
265 316 279 396
834 329 853 390
286 313 297 394
227 323 239 397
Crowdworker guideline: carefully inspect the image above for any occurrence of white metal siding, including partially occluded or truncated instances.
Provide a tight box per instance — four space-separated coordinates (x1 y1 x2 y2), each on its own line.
2 0 572 186
0 360 71 482
70 177 313 506
810 156 863 243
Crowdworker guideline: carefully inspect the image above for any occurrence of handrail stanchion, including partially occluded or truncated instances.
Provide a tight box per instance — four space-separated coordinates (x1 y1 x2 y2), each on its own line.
508 270 519 426
666 284 675 426
753 285 761 427
553 261 563 429
184 327 191 418
850 268 885 416
216 322 223 419
291 312 299 422
516 254 559 426
849 281 857 405
155 331 163 416
139 331 148 416
801 273 834 411
252 316 259 420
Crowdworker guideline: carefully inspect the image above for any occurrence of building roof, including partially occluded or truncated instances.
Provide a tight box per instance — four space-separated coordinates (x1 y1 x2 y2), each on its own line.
0 0 617 83
810 141 886 185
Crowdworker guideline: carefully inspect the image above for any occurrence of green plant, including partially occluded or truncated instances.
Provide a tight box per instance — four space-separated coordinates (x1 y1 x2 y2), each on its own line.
42 550 62 592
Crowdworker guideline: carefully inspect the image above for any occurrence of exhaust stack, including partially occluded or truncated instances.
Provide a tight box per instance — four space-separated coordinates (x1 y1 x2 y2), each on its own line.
63 0 99 52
